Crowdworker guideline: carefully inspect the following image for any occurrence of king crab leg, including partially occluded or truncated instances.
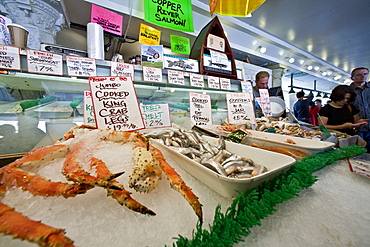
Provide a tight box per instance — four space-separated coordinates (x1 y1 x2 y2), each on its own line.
90 157 156 215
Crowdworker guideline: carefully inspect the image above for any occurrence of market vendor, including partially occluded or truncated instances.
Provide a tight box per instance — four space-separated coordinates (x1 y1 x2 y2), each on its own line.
252 71 270 118
252 71 284 118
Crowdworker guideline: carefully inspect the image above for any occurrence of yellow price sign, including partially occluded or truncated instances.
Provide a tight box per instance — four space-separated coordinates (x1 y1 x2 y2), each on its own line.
139 23 161 46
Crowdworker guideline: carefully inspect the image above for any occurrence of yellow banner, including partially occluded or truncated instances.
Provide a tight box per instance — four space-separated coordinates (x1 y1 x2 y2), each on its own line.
138 23 161 46
213 0 266 17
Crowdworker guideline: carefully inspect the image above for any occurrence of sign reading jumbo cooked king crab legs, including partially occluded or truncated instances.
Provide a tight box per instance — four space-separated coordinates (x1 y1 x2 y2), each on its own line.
89 76 145 131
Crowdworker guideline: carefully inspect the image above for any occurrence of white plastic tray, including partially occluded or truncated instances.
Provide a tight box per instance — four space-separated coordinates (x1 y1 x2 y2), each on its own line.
151 136 296 198
34 101 73 119
241 129 335 155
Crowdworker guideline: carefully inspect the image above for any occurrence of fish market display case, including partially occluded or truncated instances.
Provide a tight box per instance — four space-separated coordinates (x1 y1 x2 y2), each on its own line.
0 53 240 159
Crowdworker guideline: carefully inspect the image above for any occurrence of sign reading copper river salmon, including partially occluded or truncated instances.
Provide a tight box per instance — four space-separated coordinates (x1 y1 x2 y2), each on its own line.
189 92 212 126
89 76 145 131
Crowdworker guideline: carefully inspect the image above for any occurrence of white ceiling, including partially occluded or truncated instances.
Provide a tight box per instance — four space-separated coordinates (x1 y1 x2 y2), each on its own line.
61 0 370 93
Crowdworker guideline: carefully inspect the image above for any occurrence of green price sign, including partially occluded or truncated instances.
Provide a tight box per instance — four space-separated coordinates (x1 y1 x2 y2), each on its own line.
170 35 191 54
144 0 194 32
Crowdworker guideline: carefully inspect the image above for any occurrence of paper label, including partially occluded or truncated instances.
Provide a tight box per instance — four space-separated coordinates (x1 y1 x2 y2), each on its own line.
189 92 212 126
0 45 20 70
190 73 204 87
220 78 231 90
143 66 163 83
141 103 171 129
66 56 96 77
27 50 63 75
110 62 134 79
167 69 185 85
226 92 256 125
89 76 144 131
83 90 96 127
207 76 220 89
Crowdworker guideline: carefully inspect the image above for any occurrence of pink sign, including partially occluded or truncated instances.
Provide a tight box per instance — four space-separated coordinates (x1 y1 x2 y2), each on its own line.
91 4 123 36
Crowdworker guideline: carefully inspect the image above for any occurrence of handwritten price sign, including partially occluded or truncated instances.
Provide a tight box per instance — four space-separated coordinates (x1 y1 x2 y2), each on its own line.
143 66 163 82
66 56 96 77
89 76 145 131
190 73 204 87
167 69 185 85
189 92 212 126
83 90 96 127
0 45 20 70
110 62 134 79
226 92 256 125
141 103 171 129
207 76 220 89
27 50 63 75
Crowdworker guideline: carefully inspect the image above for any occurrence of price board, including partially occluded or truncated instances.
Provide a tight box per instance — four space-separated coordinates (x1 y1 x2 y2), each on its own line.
226 92 256 125
141 103 171 129
110 62 134 79
0 45 20 70
89 76 145 131
189 92 212 126
66 56 96 77
27 50 63 75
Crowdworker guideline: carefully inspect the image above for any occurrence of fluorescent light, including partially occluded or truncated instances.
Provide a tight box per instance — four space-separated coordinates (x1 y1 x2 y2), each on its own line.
258 46 266 53
287 57 295 63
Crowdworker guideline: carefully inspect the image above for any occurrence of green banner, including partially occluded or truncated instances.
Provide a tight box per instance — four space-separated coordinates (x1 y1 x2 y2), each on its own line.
144 0 194 32
170 35 191 54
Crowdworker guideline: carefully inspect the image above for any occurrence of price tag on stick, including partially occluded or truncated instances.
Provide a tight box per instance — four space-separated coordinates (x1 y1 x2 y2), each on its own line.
226 92 256 125
189 92 213 126
89 76 145 131
141 103 171 129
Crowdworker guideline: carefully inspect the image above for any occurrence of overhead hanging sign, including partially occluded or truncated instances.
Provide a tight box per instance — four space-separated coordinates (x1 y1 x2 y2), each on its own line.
144 0 194 32
91 4 123 36
212 0 266 17
139 23 161 46
89 76 145 131
170 35 191 55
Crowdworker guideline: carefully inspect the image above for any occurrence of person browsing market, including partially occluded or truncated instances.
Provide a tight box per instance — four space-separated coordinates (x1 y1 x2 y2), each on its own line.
293 91 313 123
349 67 370 151
318 85 367 135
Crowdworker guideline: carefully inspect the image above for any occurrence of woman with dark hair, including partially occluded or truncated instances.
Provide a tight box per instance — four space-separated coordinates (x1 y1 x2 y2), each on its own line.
318 85 368 135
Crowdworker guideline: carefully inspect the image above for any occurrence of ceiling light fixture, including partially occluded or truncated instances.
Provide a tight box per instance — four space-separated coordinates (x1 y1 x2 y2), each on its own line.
321 71 328 76
288 57 295 63
258 46 267 53
334 75 342 80
299 59 305 65
289 87 296 94
306 65 313 70
316 91 322 97
323 93 329 98
314 66 320 71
